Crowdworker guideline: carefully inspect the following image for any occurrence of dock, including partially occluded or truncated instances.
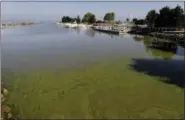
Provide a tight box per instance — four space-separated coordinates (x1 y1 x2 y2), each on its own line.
93 27 122 34
149 32 184 43
92 23 130 35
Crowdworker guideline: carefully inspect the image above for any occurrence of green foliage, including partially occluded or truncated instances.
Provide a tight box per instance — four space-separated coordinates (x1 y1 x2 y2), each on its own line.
132 18 146 25
103 12 115 22
61 16 75 23
76 15 81 24
171 5 184 27
132 18 137 24
96 20 104 23
82 12 96 24
126 18 130 22
146 10 159 27
145 5 184 27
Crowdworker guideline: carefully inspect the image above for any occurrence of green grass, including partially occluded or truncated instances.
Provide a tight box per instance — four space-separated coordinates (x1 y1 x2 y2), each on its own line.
6 57 184 119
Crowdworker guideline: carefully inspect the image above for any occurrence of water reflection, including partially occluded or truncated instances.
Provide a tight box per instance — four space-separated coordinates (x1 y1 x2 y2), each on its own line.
133 35 144 42
69 28 81 34
84 28 120 38
84 29 96 38
76 28 81 34
62 27 129 40
133 35 184 60
145 37 178 60
147 47 176 60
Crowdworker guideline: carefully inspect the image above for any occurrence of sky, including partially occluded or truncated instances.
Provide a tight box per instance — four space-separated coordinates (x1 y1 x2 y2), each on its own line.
1 1 184 22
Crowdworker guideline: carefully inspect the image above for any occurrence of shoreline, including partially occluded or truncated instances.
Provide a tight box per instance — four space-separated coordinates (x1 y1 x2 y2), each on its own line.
1 21 40 29
56 22 93 28
1 83 15 119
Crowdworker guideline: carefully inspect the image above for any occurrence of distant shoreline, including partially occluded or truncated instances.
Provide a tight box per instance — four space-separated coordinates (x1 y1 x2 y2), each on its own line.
1 21 40 29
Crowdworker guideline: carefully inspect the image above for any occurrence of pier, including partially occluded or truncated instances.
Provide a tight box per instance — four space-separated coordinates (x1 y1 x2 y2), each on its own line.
149 32 184 43
92 23 131 35
148 27 184 33
129 26 185 44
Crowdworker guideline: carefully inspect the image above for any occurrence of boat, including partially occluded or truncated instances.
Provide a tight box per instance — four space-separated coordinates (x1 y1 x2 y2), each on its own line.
92 23 131 35
63 23 70 28
56 22 65 27
69 21 78 28
78 24 87 29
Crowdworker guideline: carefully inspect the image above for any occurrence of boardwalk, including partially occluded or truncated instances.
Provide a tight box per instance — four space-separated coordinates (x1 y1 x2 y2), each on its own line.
149 32 184 42
148 27 184 33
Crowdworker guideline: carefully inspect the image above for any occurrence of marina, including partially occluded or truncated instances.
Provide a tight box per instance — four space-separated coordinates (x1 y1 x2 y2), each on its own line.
1 1 185 119
92 23 132 34
60 22 185 45
2 23 184 119
56 21 92 29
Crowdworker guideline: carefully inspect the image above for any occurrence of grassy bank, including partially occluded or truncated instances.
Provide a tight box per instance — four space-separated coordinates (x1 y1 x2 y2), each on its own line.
5 57 184 119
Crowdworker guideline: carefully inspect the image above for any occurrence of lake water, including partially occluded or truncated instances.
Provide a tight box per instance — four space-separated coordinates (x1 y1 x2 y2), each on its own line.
1 22 184 119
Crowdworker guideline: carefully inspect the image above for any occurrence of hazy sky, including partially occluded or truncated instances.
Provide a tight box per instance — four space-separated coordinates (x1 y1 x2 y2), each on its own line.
1 1 184 21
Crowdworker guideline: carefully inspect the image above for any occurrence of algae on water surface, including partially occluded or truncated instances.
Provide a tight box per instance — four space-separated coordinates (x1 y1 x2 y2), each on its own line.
4 57 184 119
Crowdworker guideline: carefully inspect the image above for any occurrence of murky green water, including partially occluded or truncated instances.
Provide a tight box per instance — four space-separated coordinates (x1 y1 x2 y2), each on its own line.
2 22 184 119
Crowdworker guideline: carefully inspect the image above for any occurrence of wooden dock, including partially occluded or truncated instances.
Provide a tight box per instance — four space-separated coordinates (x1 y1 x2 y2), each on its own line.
148 27 184 33
92 23 130 35
149 32 184 42
93 27 123 35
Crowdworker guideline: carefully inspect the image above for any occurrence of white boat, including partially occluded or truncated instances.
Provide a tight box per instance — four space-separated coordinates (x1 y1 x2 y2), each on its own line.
78 24 87 29
56 22 61 25
56 22 65 27
64 23 70 28
63 21 88 29
70 24 78 28
68 21 78 28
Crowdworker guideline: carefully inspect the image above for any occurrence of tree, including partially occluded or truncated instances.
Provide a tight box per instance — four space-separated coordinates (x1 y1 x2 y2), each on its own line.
150 5 184 27
96 20 104 23
172 5 184 27
126 18 130 22
145 10 159 27
103 12 115 22
132 18 146 25
61 16 75 23
89 14 96 24
82 12 96 24
76 15 81 24
132 18 137 24
62 16 67 23
156 6 171 27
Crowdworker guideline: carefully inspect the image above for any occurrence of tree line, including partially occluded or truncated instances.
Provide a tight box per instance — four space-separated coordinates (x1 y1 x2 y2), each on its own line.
132 5 184 27
61 15 81 24
61 5 184 27
145 5 184 27
61 12 116 24
61 13 96 24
